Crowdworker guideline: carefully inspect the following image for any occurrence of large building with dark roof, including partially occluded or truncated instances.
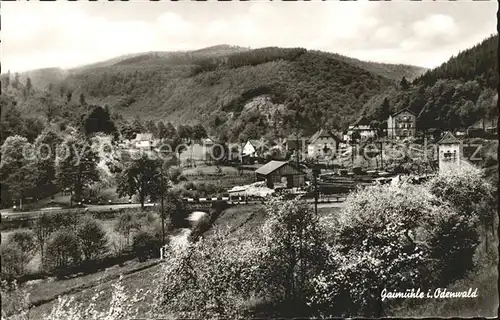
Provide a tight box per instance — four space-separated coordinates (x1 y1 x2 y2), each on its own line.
387 108 416 139
255 160 305 189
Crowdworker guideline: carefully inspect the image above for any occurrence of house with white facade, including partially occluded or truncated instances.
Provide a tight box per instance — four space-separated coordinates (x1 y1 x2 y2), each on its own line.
437 131 461 173
243 140 267 157
307 129 341 158
344 117 376 143
134 133 154 150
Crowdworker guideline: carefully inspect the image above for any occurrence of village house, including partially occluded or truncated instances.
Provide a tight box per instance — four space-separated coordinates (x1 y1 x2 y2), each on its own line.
202 137 214 146
387 108 416 139
133 133 154 150
437 131 461 173
344 117 376 143
243 140 267 158
255 160 305 189
284 134 306 153
307 129 341 158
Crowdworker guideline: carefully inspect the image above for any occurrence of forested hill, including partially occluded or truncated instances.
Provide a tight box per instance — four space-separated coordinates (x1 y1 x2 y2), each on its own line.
361 34 498 131
2 45 426 141
413 34 497 88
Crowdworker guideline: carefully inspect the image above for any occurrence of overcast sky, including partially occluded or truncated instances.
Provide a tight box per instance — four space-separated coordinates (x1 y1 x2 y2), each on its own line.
2 1 496 73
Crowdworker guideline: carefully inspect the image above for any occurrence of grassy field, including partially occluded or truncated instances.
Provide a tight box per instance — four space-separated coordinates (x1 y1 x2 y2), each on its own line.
22 260 162 319
8 200 495 318
23 203 342 317
2 218 129 274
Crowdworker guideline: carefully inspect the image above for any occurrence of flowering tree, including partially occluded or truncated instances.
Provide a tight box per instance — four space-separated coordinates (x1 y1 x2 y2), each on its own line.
310 182 481 317
262 196 329 310
152 228 268 319
428 165 496 237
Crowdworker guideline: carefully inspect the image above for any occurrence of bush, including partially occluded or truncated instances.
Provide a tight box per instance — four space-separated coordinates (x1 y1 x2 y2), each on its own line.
77 216 109 261
1 244 27 279
132 229 161 262
49 211 80 231
114 210 141 246
44 229 81 272
428 165 496 249
155 229 269 319
428 165 495 223
7 230 37 257
310 182 481 317
168 166 183 184
262 197 329 306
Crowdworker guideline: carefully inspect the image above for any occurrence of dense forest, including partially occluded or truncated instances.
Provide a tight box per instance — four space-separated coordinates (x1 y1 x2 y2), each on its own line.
414 34 497 88
362 34 498 131
2 35 496 144
10 45 420 141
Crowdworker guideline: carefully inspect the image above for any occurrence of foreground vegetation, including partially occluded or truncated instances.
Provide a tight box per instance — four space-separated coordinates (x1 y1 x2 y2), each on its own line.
1 165 496 319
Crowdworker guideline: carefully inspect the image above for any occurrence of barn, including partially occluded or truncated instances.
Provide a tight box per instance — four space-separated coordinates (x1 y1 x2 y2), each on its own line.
255 160 305 189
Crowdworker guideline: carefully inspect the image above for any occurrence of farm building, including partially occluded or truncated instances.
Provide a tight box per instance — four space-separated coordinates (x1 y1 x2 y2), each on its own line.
255 160 305 189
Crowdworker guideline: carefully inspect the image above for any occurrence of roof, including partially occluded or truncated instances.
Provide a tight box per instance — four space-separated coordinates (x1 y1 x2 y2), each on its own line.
351 115 371 127
255 160 290 175
309 129 341 144
437 131 460 145
135 133 153 141
392 108 415 117
248 140 266 149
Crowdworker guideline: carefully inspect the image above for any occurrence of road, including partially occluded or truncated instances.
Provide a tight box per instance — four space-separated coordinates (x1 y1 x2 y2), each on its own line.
1 203 152 220
1 196 349 221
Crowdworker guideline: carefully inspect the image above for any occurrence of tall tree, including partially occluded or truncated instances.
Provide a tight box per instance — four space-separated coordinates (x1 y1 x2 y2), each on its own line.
84 106 118 138
55 135 100 203
376 97 391 121
177 124 193 142
192 123 208 141
25 77 32 96
157 121 167 139
165 122 177 139
5 70 11 88
400 76 410 90
12 72 20 89
0 136 39 208
34 129 63 191
145 120 159 138
79 93 86 106
115 155 168 209
66 90 73 103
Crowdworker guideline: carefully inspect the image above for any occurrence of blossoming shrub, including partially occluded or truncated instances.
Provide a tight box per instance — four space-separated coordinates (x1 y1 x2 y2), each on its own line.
152 228 269 319
428 165 495 225
428 165 495 282
1 280 31 320
310 182 481 317
261 196 329 314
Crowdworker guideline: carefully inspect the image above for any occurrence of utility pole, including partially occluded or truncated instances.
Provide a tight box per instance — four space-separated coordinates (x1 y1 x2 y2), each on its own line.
379 139 384 170
160 164 165 246
313 164 319 216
